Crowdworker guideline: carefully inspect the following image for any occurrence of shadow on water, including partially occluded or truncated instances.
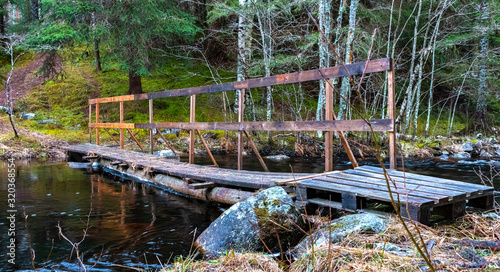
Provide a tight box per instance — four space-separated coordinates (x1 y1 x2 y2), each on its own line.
0 160 221 271
1 156 498 271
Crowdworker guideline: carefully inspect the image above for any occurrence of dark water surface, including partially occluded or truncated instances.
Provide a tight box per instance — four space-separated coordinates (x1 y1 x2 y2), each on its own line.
1 156 498 271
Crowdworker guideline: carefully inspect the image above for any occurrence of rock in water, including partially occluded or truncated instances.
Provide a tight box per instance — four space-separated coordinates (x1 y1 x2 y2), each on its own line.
293 213 389 257
195 187 305 256
264 155 290 161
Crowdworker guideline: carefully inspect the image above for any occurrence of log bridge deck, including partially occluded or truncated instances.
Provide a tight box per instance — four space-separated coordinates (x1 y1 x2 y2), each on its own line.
66 144 495 225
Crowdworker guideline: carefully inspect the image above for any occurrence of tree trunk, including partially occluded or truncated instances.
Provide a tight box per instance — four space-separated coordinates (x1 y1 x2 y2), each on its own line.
128 70 143 94
316 0 332 137
338 0 359 120
31 0 39 21
235 0 252 115
475 0 489 130
95 39 102 72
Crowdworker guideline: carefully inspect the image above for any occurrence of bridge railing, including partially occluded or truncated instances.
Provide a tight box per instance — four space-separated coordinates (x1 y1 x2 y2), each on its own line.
88 58 396 171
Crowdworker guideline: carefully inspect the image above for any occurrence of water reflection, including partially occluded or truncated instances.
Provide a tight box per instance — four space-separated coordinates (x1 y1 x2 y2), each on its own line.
0 161 220 271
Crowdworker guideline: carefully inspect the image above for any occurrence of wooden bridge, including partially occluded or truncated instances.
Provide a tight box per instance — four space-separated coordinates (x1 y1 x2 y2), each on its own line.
74 58 495 224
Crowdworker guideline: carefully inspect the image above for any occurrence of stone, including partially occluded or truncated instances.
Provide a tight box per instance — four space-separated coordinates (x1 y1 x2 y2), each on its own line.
452 152 471 160
264 155 290 161
154 149 176 158
438 154 449 161
374 243 413 257
461 143 473 152
0 106 11 114
195 187 305 257
481 213 500 221
479 150 493 159
157 138 166 144
21 112 36 120
292 213 389 257
37 119 58 125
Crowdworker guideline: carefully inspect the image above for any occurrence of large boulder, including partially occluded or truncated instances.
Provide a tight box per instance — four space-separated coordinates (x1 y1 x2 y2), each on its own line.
292 213 389 257
195 187 305 256
451 152 471 160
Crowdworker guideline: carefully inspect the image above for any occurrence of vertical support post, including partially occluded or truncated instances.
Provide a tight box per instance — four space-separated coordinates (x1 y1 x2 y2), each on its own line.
89 104 92 143
237 89 245 171
325 79 333 172
189 95 196 164
96 103 100 145
388 59 397 170
149 99 154 154
120 101 124 149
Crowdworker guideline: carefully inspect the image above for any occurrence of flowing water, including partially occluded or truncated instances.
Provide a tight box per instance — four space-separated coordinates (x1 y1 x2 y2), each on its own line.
0 156 498 271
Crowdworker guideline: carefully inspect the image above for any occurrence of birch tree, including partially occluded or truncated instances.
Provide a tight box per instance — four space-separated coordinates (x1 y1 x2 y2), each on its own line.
337 0 359 120
315 0 331 133
475 0 490 129
235 0 252 115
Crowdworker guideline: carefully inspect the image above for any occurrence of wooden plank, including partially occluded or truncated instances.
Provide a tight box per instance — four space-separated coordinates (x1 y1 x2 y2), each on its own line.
120 101 124 149
314 176 444 204
189 182 216 189
388 59 397 170
126 128 145 151
89 104 92 143
82 156 99 160
299 179 433 206
155 130 178 155
196 130 218 167
110 161 121 166
89 59 391 104
275 171 341 185
149 99 154 155
90 123 135 129
189 95 195 164
96 103 100 145
325 79 333 172
358 166 493 192
238 89 245 171
136 119 393 132
308 198 343 210
333 170 475 198
243 130 269 172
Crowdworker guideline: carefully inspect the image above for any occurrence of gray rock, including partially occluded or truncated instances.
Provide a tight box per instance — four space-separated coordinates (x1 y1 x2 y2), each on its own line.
37 119 58 125
438 154 449 161
441 151 449 155
0 106 11 114
462 143 473 152
293 213 388 257
195 187 305 256
452 152 471 160
479 150 493 159
67 162 91 169
374 243 413 257
154 149 179 160
481 213 500 221
264 155 290 161
157 138 166 144
161 128 181 136
21 112 36 119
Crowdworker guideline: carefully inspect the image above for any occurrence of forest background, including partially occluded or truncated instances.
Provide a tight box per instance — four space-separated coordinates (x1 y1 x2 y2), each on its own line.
0 0 498 155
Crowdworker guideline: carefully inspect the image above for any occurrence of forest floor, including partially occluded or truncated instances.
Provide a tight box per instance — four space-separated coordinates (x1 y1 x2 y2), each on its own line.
163 213 500 272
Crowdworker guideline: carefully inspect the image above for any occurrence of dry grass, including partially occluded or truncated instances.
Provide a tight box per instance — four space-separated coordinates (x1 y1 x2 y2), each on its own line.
164 252 283 272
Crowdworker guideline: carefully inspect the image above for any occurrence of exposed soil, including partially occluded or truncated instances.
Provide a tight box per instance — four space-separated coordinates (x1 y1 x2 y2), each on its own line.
0 53 63 106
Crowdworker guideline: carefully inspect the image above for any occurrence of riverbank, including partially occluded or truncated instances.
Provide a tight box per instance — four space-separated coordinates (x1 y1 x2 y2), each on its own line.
163 212 500 272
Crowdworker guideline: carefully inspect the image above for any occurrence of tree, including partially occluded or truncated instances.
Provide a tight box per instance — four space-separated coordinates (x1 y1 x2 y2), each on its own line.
104 0 199 94
475 0 490 130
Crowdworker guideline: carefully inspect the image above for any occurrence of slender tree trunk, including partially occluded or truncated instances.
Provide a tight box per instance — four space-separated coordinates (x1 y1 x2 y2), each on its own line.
396 0 422 132
235 0 252 115
128 70 143 94
31 0 39 21
338 0 359 120
475 0 489 130
94 39 102 72
382 0 395 119
316 0 332 135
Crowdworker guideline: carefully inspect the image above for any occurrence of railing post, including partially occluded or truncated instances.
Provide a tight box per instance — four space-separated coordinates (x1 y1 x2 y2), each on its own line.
96 103 100 145
149 99 154 154
388 59 397 170
89 104 92 143
189 95 196 164
325 79 333 172
120 101 124 149
237 89 245 171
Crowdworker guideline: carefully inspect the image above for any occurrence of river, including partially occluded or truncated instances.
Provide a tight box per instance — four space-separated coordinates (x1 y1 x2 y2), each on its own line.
0 155 498 271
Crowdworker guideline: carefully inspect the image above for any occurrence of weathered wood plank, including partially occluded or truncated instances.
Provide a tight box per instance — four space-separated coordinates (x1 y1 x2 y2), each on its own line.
90 123 135 129
299 179 433 205
136 119 393 132
358 166 493 192
189 182 217 189
387 60 397 170
89 58 391 104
